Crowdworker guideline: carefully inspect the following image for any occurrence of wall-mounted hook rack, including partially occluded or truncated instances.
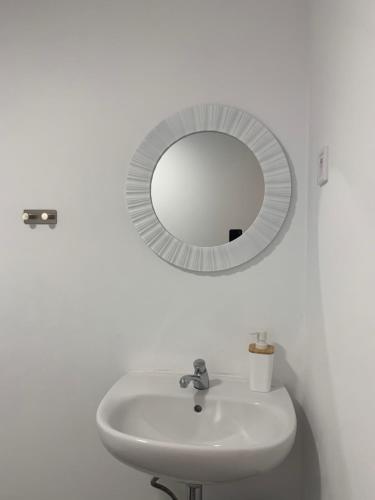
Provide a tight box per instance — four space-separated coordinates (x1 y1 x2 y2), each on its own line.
22 209 57 225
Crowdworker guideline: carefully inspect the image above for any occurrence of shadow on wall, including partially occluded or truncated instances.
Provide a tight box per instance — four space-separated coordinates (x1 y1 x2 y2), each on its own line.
273 342 298 395
298 402 321 500
301 184 352 499
274 343 322 500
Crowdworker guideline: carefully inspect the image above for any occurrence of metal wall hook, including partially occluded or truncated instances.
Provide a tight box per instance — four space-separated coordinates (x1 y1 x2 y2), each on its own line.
22 209 57 225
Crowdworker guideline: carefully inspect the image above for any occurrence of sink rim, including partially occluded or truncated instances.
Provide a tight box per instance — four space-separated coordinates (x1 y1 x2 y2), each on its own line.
96 371 296 453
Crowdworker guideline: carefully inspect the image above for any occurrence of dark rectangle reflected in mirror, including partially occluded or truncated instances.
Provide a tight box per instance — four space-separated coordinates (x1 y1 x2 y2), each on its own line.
229 229 243 242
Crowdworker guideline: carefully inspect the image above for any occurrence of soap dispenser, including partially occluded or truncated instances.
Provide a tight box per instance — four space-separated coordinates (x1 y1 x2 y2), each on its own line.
248 332 274 392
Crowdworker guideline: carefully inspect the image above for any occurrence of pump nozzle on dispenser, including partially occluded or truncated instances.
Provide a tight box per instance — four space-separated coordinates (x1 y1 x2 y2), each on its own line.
255 332 268 350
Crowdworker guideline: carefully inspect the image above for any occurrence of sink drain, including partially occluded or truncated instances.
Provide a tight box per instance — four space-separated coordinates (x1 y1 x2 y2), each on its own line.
194 404 203 413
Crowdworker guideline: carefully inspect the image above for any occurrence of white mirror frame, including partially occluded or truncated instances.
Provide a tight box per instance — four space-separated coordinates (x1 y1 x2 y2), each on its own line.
126 103 292 272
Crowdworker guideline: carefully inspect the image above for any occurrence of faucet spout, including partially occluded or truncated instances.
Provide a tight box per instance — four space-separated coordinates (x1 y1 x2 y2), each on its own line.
179 359 209 390
179 374 201 388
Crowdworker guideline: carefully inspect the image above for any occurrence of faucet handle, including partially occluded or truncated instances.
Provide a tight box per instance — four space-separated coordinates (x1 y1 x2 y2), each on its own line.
193 358 207 374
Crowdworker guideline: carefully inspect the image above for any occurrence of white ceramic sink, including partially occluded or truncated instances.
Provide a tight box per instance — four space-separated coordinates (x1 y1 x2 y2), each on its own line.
96 372 296 483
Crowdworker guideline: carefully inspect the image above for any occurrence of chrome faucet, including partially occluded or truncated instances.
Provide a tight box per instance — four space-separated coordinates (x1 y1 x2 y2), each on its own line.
179 359 209 390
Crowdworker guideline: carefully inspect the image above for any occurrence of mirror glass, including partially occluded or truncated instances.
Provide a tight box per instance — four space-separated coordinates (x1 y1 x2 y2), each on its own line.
151 132 265 247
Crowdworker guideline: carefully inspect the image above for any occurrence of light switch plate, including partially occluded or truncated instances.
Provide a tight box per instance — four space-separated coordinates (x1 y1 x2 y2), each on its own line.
318 146 329 186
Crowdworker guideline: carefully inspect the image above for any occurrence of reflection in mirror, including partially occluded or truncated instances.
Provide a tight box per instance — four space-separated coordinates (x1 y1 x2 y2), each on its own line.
151 132 265 247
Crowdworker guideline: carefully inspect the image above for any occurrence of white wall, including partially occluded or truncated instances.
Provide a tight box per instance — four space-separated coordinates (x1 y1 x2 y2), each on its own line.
304 1 375 499
0 1 309 499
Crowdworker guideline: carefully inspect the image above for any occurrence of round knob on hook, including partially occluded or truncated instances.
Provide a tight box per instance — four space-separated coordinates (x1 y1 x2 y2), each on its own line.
22 212 29 221
41 212 49 221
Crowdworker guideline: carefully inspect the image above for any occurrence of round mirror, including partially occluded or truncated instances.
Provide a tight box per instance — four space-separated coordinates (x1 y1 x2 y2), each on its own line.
127 103 292 272
151 132 265 247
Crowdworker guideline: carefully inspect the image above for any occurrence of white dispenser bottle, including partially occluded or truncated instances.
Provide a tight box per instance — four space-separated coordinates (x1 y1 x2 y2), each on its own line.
248 332 274 392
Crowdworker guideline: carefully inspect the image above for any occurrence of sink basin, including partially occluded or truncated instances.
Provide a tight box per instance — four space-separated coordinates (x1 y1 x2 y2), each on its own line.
96 372 296 483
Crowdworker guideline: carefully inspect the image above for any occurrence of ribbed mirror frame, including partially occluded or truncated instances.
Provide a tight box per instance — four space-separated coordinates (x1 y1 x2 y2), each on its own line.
126 103 292 272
